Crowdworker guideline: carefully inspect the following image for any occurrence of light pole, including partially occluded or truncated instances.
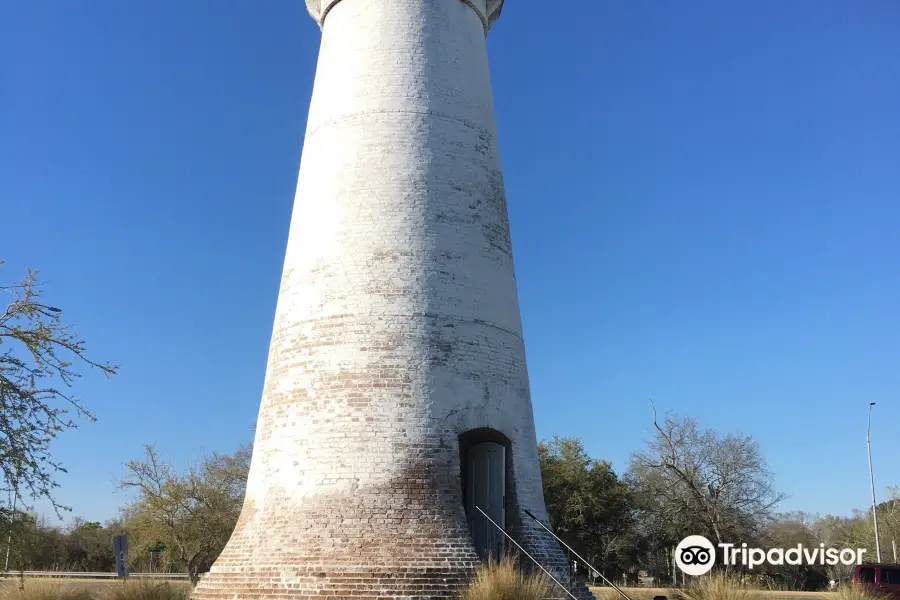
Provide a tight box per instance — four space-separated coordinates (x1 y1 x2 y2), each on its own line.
3 493 16 572
3 467 19 572
868 402 882 562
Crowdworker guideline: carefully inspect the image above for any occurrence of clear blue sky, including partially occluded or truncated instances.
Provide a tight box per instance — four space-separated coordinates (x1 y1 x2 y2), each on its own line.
2 1 898 526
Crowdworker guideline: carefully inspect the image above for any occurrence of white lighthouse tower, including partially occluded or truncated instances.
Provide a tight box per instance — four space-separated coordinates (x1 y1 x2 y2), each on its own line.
192 1 595 598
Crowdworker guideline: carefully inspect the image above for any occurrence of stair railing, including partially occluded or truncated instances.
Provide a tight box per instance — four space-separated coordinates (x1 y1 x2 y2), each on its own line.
523 508 633 600
475 505 579 600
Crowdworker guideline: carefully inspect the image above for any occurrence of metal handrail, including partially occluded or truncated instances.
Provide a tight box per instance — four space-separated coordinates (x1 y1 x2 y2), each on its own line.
523 508 633 600
475 506 579 600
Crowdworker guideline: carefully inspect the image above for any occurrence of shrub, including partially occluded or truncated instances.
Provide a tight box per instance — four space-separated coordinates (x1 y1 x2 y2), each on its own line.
460 555 554 600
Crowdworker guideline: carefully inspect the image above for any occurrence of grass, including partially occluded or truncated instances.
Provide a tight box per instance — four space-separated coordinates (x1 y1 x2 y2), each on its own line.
0 579 190 600
834 585 891 600
591 584 841 600
459 554 553 600
98 580 189 600
590 588 658 600
0 580 93 600
0 574 867 600
671 573 766 600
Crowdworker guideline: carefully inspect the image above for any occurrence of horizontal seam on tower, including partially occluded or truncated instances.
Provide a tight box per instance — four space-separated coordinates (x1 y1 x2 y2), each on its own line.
304 109 493 142
277 312 523 341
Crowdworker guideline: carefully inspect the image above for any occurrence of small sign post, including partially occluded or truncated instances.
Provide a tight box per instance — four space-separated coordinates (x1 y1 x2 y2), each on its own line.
113 534 129 579
148 542 166 573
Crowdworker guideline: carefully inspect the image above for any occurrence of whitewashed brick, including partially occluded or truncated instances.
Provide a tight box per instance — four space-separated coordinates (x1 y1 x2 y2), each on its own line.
192 1 595 599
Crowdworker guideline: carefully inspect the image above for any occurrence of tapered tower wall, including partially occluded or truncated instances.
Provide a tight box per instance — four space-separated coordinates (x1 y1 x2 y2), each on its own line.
192 1 595 598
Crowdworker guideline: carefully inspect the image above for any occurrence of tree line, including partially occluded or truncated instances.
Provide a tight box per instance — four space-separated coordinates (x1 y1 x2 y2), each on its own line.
538 421 900 590
4 414 897 590
1 262 893 590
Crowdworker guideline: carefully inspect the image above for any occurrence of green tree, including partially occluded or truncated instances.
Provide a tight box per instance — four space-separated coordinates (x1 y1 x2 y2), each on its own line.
538 436 634 579
7 513 62 571
118 443 251 582
63 518 118 572
5 515 126 572
1 261 117 555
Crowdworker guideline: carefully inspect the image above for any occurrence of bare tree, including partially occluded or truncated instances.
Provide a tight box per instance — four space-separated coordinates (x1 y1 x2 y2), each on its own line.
119 443 251 583
763 512 831 590
629 408 786 547
1 261 117 535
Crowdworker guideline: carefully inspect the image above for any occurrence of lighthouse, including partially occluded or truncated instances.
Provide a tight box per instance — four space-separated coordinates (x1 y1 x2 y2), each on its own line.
192 1 594 598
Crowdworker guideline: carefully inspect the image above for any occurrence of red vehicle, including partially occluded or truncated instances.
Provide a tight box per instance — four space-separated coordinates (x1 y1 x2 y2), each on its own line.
851 563 900 597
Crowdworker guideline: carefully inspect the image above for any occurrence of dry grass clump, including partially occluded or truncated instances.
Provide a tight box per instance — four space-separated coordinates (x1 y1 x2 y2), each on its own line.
0 579 190 600
834 585 890 600
671 573 765 600
460 555 555 600
0 580 92 600
99 580 189 600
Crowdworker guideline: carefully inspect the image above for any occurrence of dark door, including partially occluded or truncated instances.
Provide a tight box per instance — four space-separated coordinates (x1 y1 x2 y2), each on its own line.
465 442 506 560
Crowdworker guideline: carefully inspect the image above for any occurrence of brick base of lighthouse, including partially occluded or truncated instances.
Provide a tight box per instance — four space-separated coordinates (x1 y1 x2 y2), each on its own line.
191 460 478 599
191 448 596 600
